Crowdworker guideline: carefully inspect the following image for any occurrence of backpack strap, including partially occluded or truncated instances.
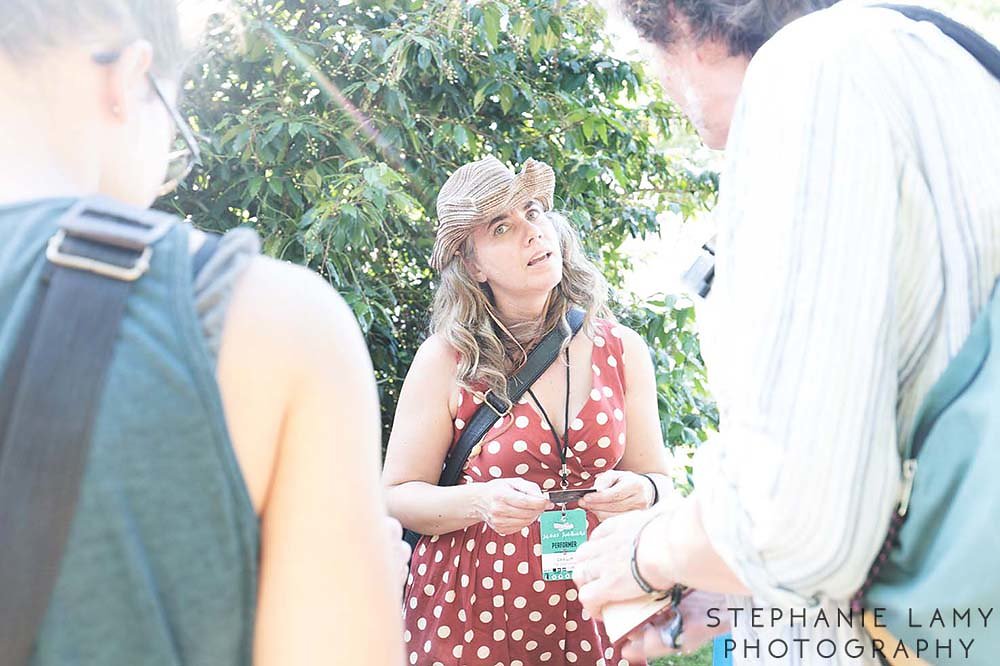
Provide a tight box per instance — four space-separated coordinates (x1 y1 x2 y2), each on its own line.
877 4 1000 81
404 307 586 549
0 196 174 665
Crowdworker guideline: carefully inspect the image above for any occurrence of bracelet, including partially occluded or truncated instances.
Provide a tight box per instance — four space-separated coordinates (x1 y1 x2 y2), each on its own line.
638 472 659 507
630 514 671 596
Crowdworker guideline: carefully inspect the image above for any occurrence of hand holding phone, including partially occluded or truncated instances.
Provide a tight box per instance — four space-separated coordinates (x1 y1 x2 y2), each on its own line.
545 487 597 504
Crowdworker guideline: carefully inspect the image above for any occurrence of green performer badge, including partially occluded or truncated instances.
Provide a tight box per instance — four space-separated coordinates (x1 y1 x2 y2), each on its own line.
540 508 588 581
527 348 590 581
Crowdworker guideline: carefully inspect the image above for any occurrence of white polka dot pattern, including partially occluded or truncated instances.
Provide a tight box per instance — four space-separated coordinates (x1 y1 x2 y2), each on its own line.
403 319 631 664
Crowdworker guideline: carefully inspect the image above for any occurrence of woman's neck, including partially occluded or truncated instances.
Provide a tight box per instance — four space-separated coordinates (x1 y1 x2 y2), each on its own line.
493 295 547 324
0 61 100 205
0 160 90 206
490 290 553 349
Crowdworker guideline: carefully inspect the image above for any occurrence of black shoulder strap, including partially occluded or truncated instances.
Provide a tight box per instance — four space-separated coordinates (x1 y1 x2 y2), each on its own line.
683 7 999 302
437 307 586 488
0 196 173 665
877 4 1000 81
403 308 586 550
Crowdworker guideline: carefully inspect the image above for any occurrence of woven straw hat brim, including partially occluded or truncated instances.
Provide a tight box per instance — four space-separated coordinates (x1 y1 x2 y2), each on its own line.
430 157 555 271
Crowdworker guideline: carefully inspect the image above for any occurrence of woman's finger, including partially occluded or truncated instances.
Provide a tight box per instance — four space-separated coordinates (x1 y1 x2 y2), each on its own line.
592 470 621 491
499 492 551 511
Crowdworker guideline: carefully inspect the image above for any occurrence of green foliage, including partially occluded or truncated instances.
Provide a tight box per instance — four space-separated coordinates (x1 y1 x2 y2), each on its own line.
620 293 719 483
652 644 714 666
168 0 718 446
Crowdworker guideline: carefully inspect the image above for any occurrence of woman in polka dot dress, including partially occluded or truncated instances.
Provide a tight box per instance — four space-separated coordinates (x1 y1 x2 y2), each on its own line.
383 156 673 665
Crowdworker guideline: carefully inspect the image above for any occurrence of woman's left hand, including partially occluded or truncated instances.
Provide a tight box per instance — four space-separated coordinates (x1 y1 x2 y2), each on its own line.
576 470 654 522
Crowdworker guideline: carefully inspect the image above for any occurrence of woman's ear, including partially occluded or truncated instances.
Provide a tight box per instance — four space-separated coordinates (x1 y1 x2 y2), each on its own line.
462 255 487 283
101 39 154 123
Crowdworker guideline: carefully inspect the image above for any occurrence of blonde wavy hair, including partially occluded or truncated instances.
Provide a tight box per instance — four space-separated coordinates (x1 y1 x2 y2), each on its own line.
430 210 612 407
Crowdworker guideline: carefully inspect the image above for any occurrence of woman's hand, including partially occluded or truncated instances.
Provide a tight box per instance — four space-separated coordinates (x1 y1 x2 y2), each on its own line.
620 590 731 662
573 508 674 620
576 470 655 522
475 478 554 536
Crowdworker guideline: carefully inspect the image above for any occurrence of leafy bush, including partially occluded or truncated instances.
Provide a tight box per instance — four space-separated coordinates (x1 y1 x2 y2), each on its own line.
168 0 718 450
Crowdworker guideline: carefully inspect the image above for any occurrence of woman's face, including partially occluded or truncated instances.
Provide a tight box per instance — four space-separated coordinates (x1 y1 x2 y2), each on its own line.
94 42 180 206
466 199 563 299
100 77 178 206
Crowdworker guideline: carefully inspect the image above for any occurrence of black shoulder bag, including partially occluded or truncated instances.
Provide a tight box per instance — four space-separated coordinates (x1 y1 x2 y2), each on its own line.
403 307 585 550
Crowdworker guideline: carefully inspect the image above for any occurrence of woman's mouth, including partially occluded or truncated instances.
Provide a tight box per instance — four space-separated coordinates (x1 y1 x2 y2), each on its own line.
527 252 553 267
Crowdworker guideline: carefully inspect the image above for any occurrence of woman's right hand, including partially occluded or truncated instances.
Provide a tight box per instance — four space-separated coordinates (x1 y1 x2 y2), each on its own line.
475 478 554 536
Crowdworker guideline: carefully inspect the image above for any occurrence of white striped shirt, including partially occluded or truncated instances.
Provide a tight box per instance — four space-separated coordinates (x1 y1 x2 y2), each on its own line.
692 2 1000 663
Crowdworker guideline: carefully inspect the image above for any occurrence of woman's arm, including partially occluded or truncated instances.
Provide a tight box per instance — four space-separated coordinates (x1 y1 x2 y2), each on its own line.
382 335 486 535
223 258 405 666
579 326 673 519
615 326 673 489
383 335 552 536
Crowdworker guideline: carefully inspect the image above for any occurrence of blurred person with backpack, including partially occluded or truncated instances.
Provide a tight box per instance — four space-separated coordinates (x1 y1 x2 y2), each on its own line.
0 1 405 664
572 1 1000 664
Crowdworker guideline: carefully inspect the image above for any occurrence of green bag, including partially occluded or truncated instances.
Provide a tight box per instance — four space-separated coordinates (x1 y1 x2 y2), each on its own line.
856 279 1000 663
851 9 1000 664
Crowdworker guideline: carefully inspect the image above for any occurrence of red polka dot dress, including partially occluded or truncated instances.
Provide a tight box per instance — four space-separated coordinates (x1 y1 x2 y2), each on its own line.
403 319 637 666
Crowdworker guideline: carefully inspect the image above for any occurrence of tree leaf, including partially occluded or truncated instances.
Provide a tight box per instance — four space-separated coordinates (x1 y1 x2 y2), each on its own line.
482 4 502 47
304 168 323 192
417 46 431 70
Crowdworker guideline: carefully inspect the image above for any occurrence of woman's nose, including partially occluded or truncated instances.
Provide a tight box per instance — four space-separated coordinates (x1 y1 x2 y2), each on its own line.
524 221 543 244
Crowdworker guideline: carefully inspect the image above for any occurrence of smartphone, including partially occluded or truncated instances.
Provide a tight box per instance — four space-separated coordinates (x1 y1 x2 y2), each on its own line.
546 487 597 504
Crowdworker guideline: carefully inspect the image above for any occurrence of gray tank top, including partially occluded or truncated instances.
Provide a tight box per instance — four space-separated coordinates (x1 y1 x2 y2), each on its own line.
0 199 260 666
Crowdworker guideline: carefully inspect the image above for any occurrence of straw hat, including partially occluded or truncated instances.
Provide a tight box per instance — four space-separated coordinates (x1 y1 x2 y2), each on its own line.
430 156 556 271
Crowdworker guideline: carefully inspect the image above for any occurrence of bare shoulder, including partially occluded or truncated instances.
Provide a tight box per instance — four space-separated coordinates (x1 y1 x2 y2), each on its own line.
607 322 654 385
410 332 459 379
596 319 647 356
224 255 370 387
617 325 649 354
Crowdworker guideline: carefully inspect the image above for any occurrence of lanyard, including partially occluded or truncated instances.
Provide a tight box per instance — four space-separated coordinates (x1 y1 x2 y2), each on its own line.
526 348 570 492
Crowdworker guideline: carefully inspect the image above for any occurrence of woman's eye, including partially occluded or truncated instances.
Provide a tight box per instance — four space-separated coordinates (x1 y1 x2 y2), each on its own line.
526 209 539 221
494 224 509 236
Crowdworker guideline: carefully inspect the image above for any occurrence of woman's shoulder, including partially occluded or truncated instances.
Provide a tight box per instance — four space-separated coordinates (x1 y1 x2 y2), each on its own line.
590 316 637 343
409 334 466 417
409 333 461 386
589 317 648 363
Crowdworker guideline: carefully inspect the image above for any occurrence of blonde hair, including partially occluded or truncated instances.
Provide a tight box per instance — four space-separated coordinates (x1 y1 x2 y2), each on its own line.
430 211 613 406
0 0 214 77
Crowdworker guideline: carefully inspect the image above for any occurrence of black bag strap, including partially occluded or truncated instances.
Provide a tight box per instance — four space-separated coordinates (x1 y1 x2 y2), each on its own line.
684 6 1000 302
437 307 586 487
874 8 1000 458
877 4 1000 82
0 196 174 665
404 307 585 549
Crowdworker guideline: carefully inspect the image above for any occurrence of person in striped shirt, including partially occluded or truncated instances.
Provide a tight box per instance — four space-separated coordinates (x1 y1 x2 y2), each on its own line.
573 1 1000 664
